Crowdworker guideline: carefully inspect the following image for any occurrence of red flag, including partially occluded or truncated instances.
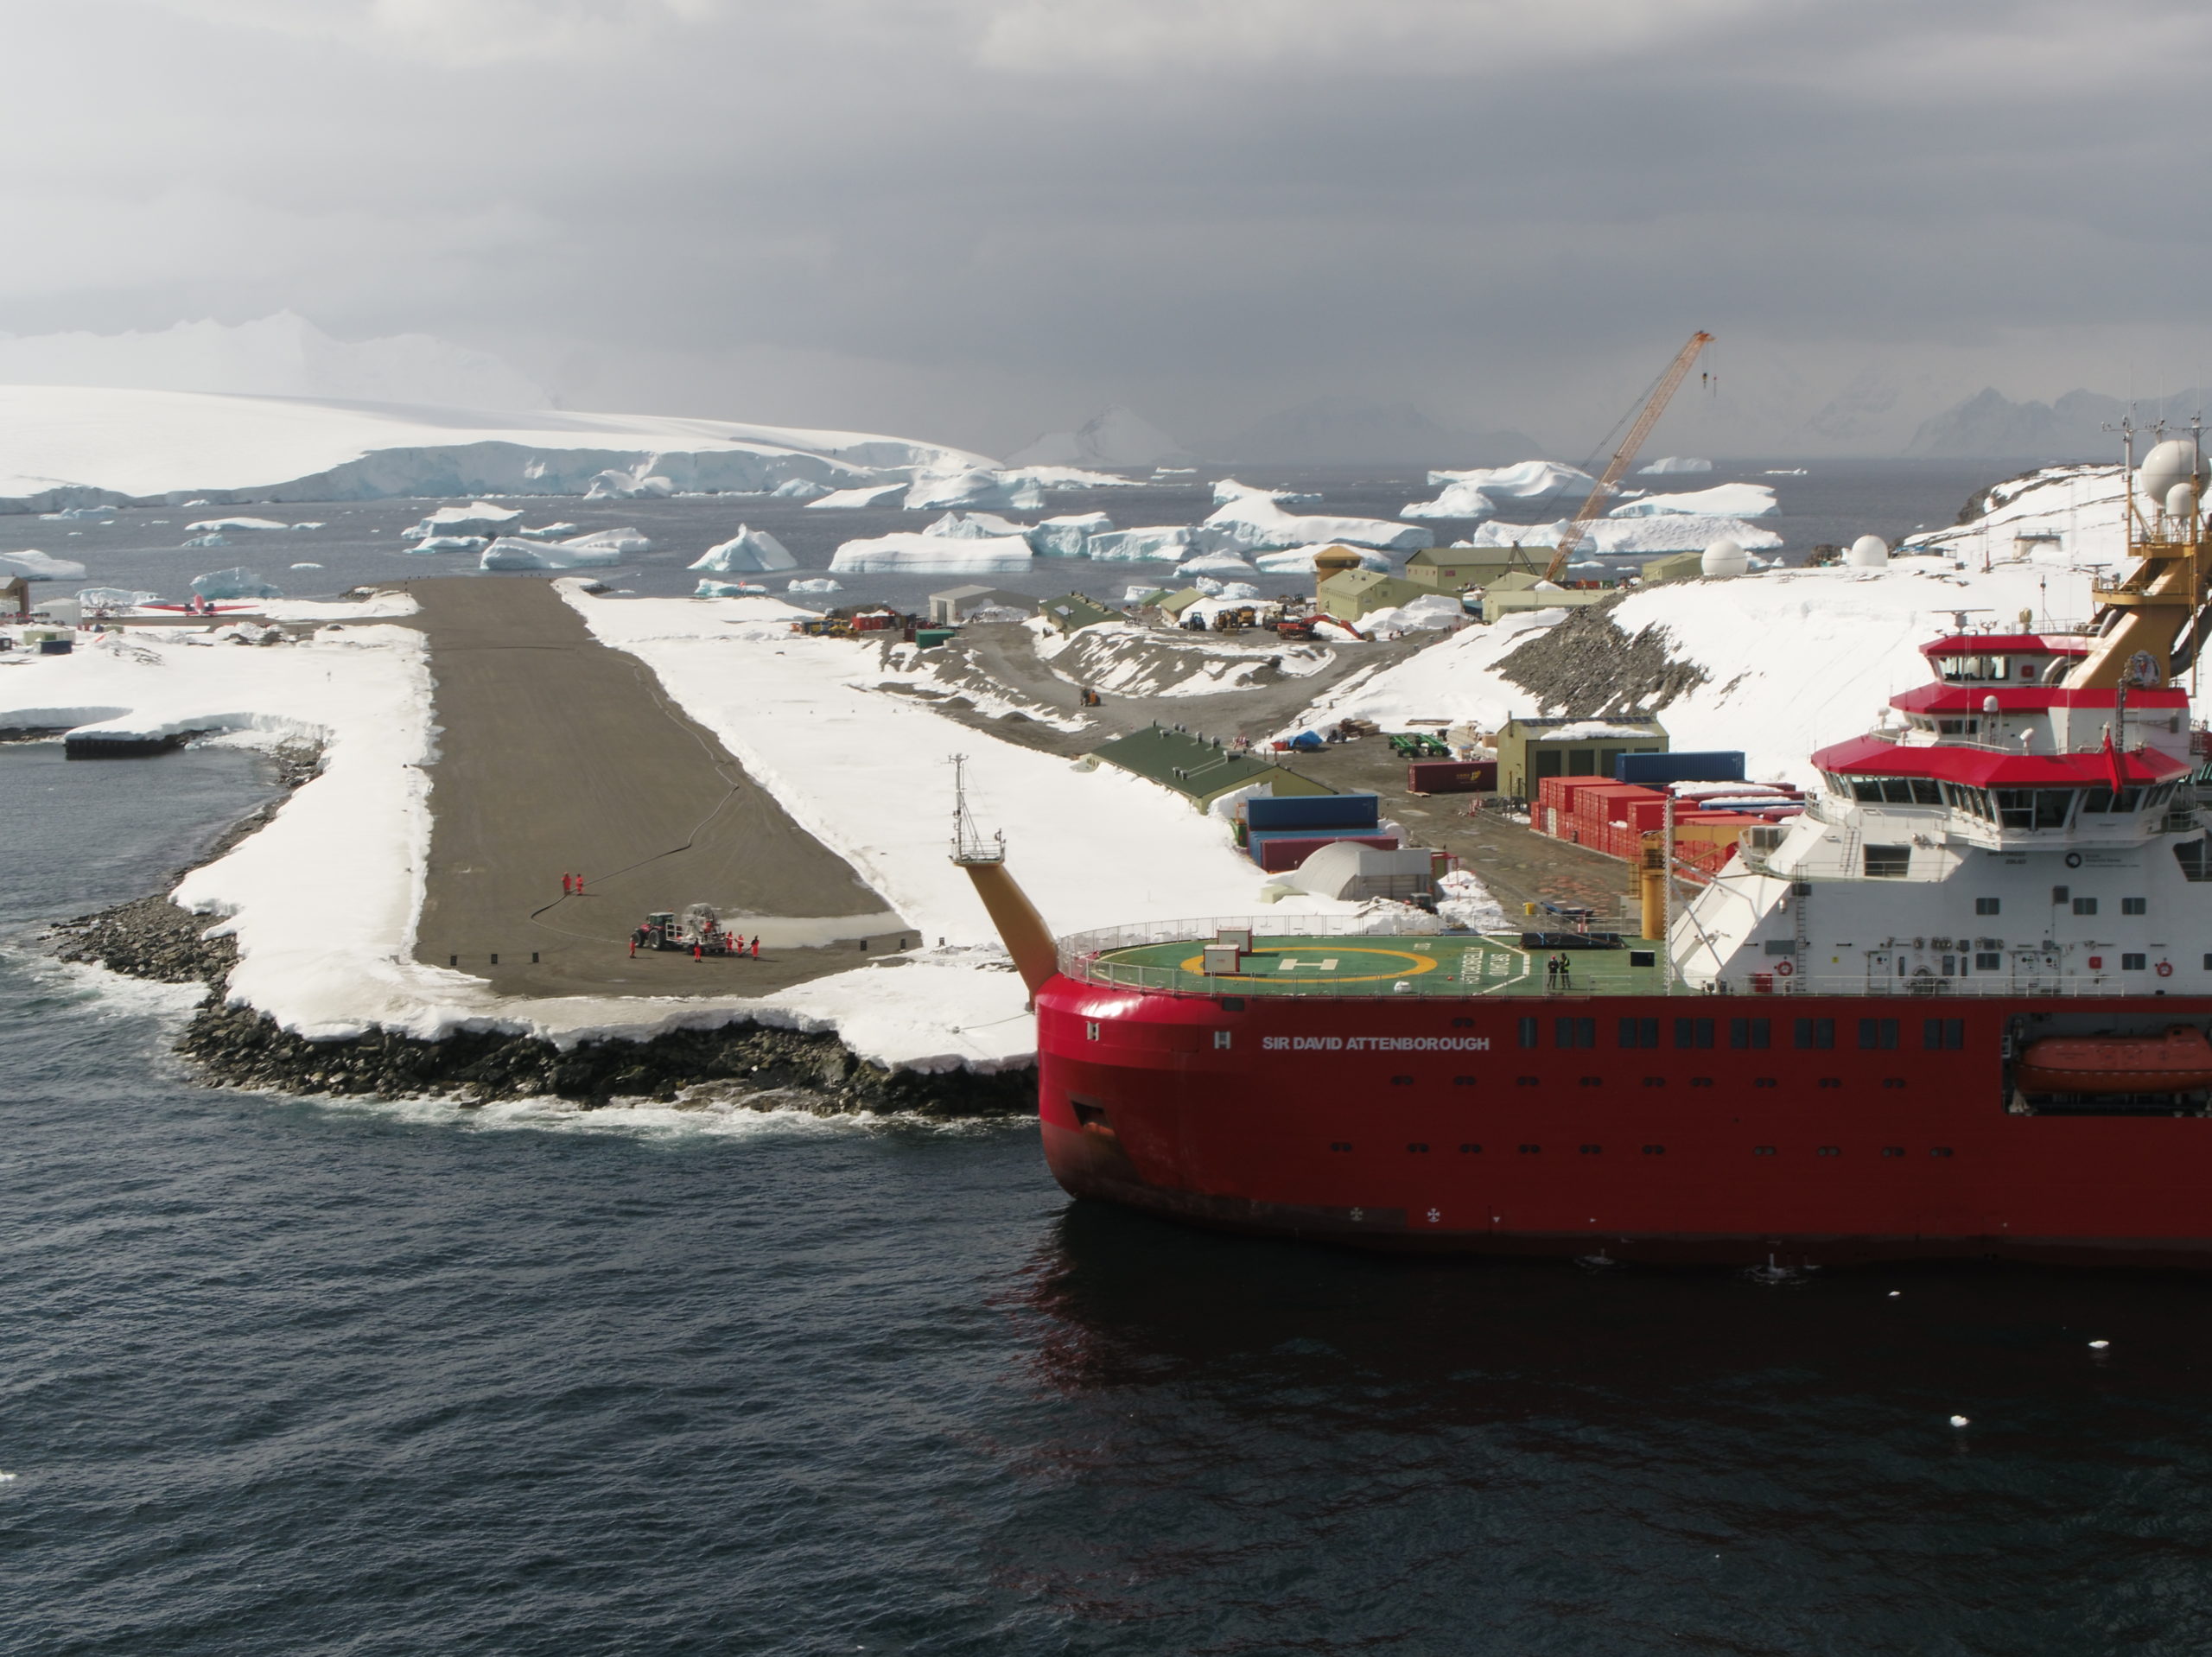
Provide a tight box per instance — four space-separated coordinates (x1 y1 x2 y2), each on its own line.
2104 727 2128 794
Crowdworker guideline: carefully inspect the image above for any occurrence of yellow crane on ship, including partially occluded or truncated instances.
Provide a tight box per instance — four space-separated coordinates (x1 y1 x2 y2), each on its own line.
1542 330 1714 585
2067 419 2211 693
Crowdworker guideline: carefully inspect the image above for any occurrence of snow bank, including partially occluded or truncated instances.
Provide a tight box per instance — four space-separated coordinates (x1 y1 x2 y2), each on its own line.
1901 463 2127 564
1287 552 2120 780
689 526 797 574
1638 456 1713 475
1205 494 1433 553
0 384 992 513
1609 483 1777 518
0 549 89 581
829 532 1034 574
1351 593 1468 635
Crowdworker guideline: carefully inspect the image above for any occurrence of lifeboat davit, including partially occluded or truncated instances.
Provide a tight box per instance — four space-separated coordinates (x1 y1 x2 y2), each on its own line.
2016 1025 2212 1095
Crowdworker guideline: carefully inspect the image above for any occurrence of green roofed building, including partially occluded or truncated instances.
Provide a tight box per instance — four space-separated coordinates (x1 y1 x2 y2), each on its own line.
1042 593 1121 634
1088 723 1337 810
1404 546 1547 592
1316 568 1429 623
1496 714 1669 801
1640 550 1706 584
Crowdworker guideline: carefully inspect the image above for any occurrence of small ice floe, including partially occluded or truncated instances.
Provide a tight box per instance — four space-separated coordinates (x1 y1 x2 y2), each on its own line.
291 522 325 530
787 577 842 594
289 562 323 570
1949 1414 1971 1429
186 516 290 532
2088 1339 2111 1349
1888 1290 1902 1298
0 1470 16 1482
181 533 227 549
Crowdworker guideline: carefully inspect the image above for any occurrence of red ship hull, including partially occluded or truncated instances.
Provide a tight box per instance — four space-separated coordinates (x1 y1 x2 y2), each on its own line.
1033 978 2212 1267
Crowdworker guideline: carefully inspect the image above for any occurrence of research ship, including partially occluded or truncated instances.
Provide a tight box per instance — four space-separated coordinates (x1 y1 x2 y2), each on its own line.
960 429 2212 1266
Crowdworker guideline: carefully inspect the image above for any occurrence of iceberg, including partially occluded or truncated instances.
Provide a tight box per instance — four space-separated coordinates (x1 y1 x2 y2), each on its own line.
828 531 1033 574
771 478 830 500
1638 456 1713 475
1027 511 1112 557
181 533 227 549
1400 480 1500 522
480 536 623 570
561 527 652 555
807 483 906 510
77 586 159 613
1608 483 1778 518
903 468 1046 511
1252 544 1390 575
585 467 675 499
1591 515 1781 553
40 504 116 521
690 526 798 574
1204 495 1432 553
1000 465 1127 491
1424 460 1597 499
189 566 283 600
788 577 842 594
404 501 523 538
185 515 290 532
518 522 577 539
695 580 768 597
1 549 89 580
1174 550 1260 577
922 511 1032 539
1087 525 1200 562
407 535 487 555
290 522 325 530
1211 478 1320 508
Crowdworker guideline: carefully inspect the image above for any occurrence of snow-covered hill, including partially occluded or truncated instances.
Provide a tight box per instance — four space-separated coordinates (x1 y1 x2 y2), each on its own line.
0 385 998 512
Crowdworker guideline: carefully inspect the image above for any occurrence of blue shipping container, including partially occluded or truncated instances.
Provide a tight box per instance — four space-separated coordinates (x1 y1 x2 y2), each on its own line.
1616 750 1743 786
1244 825 1400 867
1246 791 1381 830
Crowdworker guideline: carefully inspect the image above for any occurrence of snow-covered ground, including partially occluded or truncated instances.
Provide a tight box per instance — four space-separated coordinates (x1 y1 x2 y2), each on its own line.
1284 537 2139 780
0 385 997 512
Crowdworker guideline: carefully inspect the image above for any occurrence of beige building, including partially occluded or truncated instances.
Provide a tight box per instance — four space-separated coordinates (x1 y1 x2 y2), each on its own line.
1496 714 1669 800
1404 546 1548 592
1316 568 1431 622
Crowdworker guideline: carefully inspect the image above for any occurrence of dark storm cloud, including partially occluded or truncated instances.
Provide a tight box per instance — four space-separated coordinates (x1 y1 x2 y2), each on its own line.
7 0 2211 453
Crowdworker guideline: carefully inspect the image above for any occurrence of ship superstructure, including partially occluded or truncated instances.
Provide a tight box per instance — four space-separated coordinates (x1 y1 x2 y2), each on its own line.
961 427 2212 1266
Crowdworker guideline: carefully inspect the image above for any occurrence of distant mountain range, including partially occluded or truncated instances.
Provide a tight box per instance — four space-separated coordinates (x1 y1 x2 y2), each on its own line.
1907 386 2212 459
1003 405 1190 467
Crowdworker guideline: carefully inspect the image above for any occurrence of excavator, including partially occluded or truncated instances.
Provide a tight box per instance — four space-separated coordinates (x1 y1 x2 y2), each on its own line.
1541 331 1713 585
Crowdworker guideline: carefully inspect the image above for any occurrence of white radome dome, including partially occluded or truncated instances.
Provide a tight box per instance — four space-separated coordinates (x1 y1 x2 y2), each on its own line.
2168 481 2198 520
2136 438 2209 509
1700 537 1749 577
1848 534 1890 568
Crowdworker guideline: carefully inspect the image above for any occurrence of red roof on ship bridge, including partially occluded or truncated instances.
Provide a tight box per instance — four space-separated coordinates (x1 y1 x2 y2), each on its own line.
1890 682 2190 714
1810 733 2189 788
1919 633 2093 658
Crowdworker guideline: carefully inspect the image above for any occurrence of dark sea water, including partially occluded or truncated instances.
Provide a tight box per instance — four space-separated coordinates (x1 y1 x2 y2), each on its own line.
11 749 2212 1654
0 459 2036 619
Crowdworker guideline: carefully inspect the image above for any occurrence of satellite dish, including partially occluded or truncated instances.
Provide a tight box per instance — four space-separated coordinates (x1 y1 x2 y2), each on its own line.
2135 438 2209 508
1700 537 1748 577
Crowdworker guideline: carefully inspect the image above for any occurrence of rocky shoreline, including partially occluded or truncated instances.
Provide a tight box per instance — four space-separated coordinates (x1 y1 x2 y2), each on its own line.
47 752 1033 1120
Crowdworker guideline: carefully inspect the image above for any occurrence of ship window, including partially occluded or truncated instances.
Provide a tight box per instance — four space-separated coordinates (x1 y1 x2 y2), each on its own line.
1331 1141 1352 1152
1391 1075 1414 1086
1976 897 2001 915
2082 786 2143 815
2123 897 2147 915
1818 1077 1843 1089
1754 1146 1777 1157
1729 1017 1770 1050
1674 1017 1714 1049
1795 1017 1835 1050
1976 952 2002 970
1691 1076 1714 1087
1518 1144 1541 1154
1881 1146 1904 1157
1517 1076 1541 1087
1931 1146 1955 1158
1817 1146 1840 1157
1408 1143 1430 1153
1580 1145 1602 1155
1882 1077 1907 1089
1755 1077 1778 1088
1849 1013 1902 1052
1998 789 2076 830
2177 839 2212 883
1452 1075 1478 1086
2123 953 2147 971
2073 896 2099 916
1643 1076 1667 1088
1852 779 1885 803
1923 1018 1965 1051
1618 1017 1660 1048
1555 1017 1596 1049
1579 1076 1604 1087
1459 1143 1482 1153
2052 886 2069 905
1911 778 1942 804
1518 1016 1540 1049
1642 1145 1665 1154
1864 844 1911 878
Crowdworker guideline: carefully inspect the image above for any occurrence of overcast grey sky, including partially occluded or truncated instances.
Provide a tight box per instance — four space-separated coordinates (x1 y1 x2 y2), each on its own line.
7 0 2211 455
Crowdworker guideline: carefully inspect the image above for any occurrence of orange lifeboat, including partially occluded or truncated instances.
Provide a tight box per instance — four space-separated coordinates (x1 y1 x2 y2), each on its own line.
2015 1025 2212 1095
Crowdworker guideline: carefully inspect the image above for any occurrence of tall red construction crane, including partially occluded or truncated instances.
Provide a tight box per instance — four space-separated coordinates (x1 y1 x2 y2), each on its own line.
1542 331 1714 583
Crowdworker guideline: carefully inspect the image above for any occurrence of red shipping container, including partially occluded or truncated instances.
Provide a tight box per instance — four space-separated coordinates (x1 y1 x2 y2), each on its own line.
1257 834 1400 873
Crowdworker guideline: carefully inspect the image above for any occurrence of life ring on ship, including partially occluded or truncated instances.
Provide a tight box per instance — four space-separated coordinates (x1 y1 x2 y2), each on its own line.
1774 959 1795 977
2158 960 2176 978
